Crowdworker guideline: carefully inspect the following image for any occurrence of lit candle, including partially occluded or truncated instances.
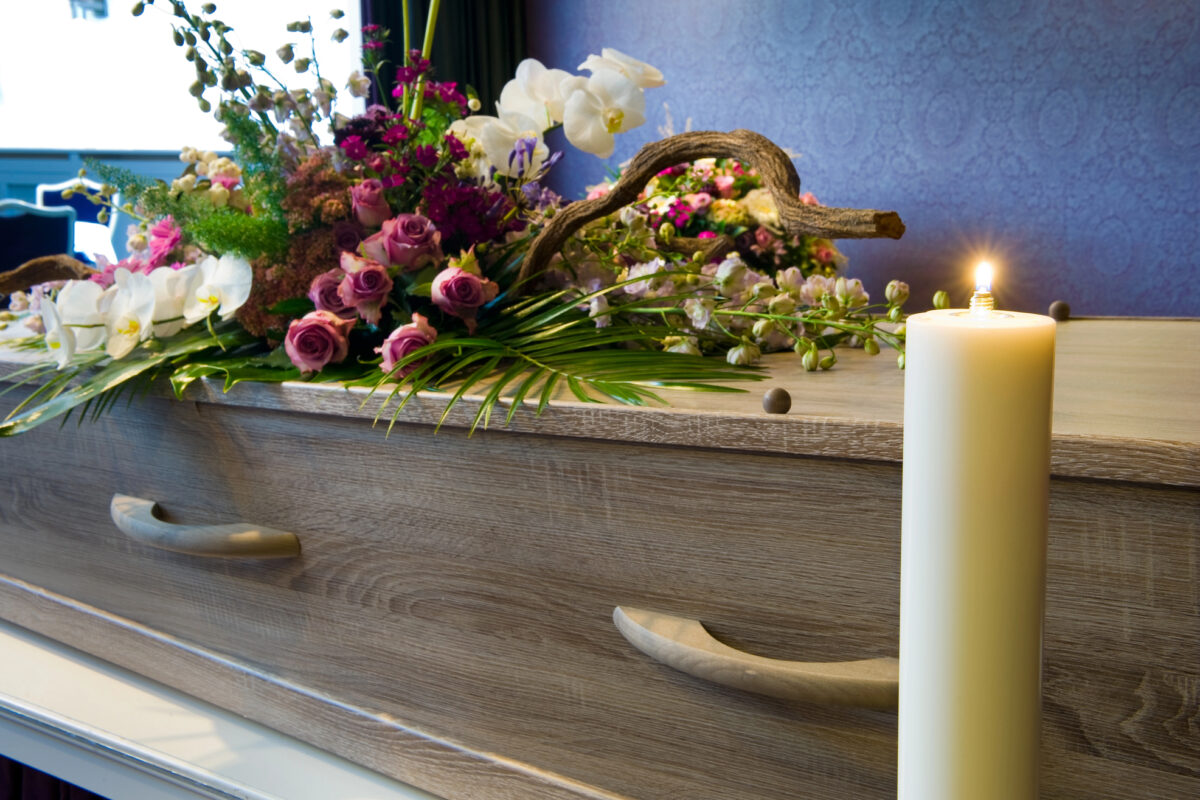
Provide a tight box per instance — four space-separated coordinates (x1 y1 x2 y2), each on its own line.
898 263 1056 800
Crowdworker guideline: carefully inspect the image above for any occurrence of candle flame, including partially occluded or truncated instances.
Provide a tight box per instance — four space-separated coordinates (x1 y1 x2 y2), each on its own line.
975 261 994 293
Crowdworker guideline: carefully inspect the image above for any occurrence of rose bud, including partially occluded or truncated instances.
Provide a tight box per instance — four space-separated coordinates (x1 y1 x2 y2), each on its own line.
284 310 355 374
350 178 391 228
376 313 437 377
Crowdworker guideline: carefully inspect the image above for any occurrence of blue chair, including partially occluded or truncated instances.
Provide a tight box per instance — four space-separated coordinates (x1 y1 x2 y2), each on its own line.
0 200 77 275
36 177 118 264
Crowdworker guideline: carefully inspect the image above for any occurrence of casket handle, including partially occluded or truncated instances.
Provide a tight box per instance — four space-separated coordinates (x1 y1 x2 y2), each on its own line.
110 494 300 559
613 606 898 710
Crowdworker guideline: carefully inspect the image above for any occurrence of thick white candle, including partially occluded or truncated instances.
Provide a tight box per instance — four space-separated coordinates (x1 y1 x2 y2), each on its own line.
898 303 1055 799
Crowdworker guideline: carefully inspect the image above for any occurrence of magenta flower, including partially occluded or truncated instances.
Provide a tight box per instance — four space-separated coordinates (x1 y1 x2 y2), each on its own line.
307 268 355 319
431 265 499 333
147 216 182 268
337 252 394 325
284 310 355 374
376 313 437 376
340 135 369 160
350 179 392 228
360 213 442 271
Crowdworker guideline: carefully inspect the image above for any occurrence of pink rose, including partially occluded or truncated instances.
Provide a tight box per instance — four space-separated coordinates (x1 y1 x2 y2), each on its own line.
284 310 355 374
307 268 355 319
360 213 442 271
376 313 437 376
350 179 392 228
684 192 713 212
338 252 394 325
431 266 499 333
799 191 820 206
713 175 735 199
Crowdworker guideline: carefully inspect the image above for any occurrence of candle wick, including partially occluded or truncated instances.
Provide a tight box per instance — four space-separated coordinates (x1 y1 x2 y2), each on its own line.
969 287 995 315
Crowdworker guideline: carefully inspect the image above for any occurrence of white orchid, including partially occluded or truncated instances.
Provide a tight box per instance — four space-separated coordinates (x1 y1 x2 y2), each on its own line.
447 116 497 182
578 48 665 89
40 299 75 369
183 254 253 324
105 269 156 359
149 265 198 337
55 280 108 353
476 111 550 178
561 68 646 158
496 58 573 129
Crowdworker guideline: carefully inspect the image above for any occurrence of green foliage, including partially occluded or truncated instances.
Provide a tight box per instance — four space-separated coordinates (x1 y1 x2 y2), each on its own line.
220 108 287 223
83 158 155 200
188 207 289 259
365 285 762 435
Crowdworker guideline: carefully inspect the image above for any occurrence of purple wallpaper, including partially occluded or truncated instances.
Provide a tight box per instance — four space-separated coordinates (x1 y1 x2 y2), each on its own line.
527 0 1200 316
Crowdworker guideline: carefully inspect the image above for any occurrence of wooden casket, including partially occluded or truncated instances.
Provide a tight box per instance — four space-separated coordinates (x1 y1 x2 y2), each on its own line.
0 318 1196 799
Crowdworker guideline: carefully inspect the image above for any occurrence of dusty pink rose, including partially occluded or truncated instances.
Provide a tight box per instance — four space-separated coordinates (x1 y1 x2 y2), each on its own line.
376 313 437 376
431 266 499 333
350 179 392 228
713 175 735 198
338 252 394 325
307 268 355 319
360 213 442 271
684 192 713 212
585 183 612 200
799 191 820 206
284 310 355 374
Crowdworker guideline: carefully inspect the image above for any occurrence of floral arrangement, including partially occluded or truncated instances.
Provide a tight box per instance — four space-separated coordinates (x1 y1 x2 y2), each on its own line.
0 0 918 437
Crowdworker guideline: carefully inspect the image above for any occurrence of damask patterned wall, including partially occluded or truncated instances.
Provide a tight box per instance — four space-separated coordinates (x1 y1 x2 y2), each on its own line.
527 0 1199 316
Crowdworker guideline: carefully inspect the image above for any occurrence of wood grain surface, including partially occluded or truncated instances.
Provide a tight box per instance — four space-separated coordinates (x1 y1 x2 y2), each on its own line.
0 372 1196 799
1 319 1196 487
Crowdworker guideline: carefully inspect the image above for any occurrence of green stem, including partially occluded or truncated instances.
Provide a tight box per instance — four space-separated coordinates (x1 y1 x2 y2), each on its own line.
401 0 411 113
409 0 442 120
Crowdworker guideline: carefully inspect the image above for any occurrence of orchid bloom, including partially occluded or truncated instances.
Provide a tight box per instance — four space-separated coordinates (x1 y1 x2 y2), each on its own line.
578 48 665 89
496 58 573 130
561 69 646 159
478 111 549 178
55 280 108 353
183 254 253 324
104 269 156 359
149 264 198 337
40 300 75 369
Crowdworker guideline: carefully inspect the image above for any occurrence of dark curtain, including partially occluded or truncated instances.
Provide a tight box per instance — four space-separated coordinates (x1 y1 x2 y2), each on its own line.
0 755 108 800
360 0 526 115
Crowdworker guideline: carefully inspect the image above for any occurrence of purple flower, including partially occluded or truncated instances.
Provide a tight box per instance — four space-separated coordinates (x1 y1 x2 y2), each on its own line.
307 268 355 319
431 264 499 333
381 124 408 145
338 252 394 325
360 213 442 271
284 310 355 374
351 179 392 228
444 133 468 161
376 313 437 376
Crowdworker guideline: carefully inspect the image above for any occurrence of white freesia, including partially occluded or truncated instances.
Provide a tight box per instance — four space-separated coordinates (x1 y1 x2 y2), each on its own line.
561 68 646 159
578 48 665 89
477 111 549 178
149 265 198 337
40 299 75 369
496 58 573 129
105 269 156 359
183 254 253 324
55 280 108 353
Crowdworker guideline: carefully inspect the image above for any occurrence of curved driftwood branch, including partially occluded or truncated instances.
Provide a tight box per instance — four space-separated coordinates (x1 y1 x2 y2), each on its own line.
518 129 905 286
0 255 97 295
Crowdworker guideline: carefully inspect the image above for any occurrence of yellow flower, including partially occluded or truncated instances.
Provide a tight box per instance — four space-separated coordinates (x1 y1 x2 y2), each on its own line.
709 199 751 227
739 188 780 230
